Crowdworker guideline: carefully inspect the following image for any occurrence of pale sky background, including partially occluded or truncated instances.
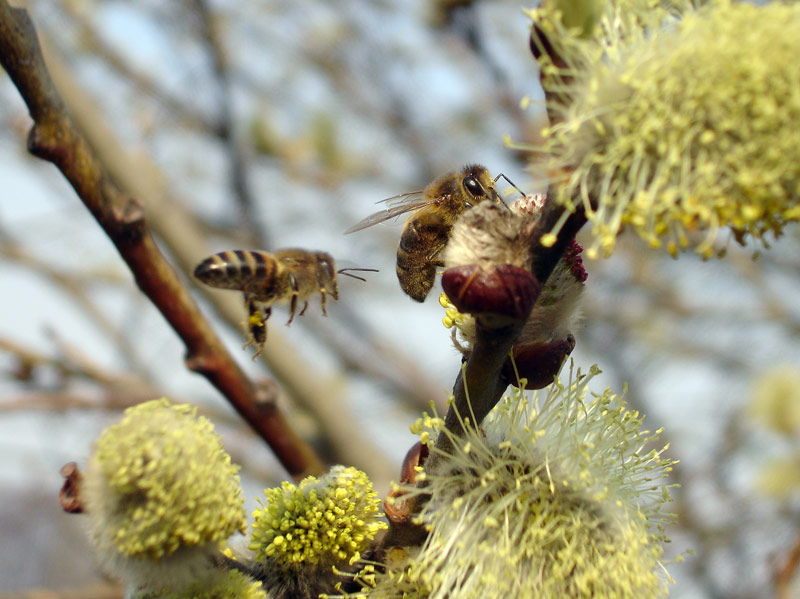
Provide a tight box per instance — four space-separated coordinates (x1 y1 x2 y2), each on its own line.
1 0 799 597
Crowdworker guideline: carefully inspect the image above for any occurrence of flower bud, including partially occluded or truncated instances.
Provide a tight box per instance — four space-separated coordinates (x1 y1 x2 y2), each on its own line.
504 334 576 390
249 466 387 598
384 442 429 527
83 398 245 590
441 264 540 321
537 1 800 257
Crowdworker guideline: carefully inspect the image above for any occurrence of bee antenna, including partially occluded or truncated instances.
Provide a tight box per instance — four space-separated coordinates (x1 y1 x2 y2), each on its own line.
337 267 379 282
493 173 526 199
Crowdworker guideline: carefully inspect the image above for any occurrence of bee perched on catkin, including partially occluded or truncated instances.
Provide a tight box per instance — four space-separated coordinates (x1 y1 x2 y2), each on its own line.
194 249 375 358
346 165 506 302
441 194 586 389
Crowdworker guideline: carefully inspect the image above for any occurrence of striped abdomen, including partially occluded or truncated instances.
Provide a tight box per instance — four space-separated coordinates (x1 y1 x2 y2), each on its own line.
396 216 452 302
194 250 278 297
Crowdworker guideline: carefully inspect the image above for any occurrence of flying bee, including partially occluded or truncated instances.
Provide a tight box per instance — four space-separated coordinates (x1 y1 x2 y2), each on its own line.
345 164 511 302
194 248 376 358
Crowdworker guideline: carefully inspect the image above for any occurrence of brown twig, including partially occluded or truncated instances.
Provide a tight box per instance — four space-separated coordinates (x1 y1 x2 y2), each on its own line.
0 390 141 413
0 1 322 478
774 523 800 598
192 0 263 247
0 335 121 387
59 0 220 135
31 26 394 482
0 334 187 415
0 230 145 370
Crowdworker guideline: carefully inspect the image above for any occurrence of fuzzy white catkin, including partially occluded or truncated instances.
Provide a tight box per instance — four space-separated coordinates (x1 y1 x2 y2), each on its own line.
442 195 583 352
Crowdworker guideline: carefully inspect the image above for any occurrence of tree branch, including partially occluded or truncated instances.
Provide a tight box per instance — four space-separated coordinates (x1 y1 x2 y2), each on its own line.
32 27 394 483
0 582 122 599
193 0 263 246
0 0 322 478
430 5 590 459
58 0 220 135
447 223 578 442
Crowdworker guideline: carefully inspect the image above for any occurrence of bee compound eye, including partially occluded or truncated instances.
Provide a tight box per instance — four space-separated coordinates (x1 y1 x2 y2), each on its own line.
463 175 485 197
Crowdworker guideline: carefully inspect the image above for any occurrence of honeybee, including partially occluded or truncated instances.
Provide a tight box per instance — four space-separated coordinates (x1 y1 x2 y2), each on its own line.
194 248 374 358
345 164 506 302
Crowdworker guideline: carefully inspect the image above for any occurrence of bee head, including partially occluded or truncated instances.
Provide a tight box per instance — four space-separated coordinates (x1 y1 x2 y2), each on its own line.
461 164 501 206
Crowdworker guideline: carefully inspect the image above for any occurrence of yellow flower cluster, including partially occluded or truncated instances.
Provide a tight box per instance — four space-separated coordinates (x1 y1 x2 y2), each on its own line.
534 0 800 258
409 411 445 448
136 571 266 599
85 399 245 561
438 293 476 356
371 366 675 599
250 466 387 569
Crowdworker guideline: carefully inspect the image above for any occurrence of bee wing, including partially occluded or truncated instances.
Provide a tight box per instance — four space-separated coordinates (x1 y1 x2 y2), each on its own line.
377 189 424 207
345 192 438 234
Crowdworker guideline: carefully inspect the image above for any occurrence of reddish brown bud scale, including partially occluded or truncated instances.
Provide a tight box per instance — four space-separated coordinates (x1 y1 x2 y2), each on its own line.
59 461 84 514
383 441 429 526
442 264 541 321
399 441 429 484
383 491 413 526
503 334 576 390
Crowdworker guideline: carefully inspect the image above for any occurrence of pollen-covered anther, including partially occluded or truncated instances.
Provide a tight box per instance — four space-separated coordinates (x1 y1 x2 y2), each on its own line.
441 264 540 321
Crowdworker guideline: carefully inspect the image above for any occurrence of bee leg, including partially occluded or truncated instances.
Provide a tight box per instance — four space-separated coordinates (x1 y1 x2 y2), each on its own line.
427 242 447 267
243 299 270 359
249 321 267 359
299 301 309 316
287 295 297 326
320 289 328 317
286 274 299 326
